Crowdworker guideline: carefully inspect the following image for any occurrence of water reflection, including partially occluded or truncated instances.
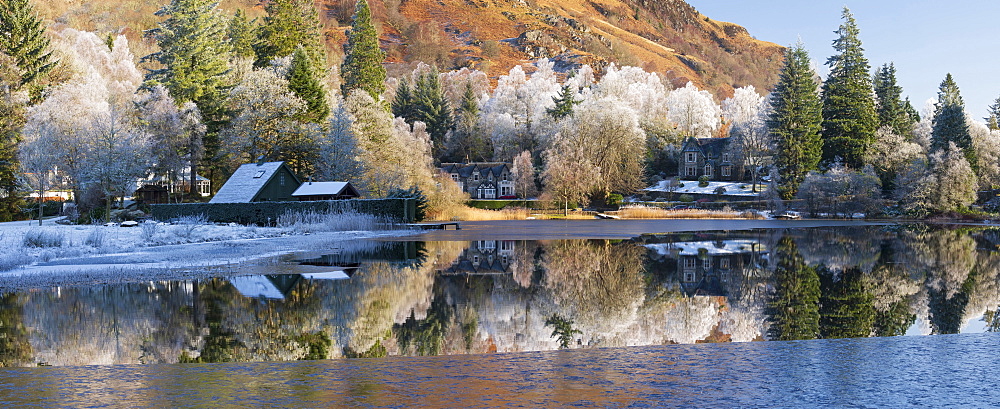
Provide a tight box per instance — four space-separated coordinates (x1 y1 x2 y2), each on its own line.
2 226 1000 367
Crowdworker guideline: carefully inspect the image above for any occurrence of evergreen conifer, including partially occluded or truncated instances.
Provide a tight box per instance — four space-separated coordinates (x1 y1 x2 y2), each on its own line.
412 69 453 158
391 78 416 120
228 10 257 59
256 0 325 67
768 43 823 200
0 0 56 95
931 73 975 168
547 85 580 120
873 63 915 136
341 0 387 101
287 46 329 123
0 55 25 221
986 96 1000 131
821 8 878 169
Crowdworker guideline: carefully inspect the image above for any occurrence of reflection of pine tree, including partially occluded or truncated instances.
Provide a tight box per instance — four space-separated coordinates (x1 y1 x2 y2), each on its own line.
180 279 245 363
819 267 876 338
394 285 452 356
874 300 916 337
767 237 821 341
927 271 977 335
0 293 32 367
545 314 581 349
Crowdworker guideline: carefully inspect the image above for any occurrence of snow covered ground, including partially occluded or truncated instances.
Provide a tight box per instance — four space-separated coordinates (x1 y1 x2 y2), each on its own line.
0 216 417 286
645 180 763 196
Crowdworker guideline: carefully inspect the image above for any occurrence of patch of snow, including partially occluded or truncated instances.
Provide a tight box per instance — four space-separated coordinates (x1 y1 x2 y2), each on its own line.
645 180 763 196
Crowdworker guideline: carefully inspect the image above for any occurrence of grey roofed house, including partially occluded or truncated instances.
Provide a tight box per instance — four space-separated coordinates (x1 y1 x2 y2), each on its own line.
291 181 360 201
209 161 301 203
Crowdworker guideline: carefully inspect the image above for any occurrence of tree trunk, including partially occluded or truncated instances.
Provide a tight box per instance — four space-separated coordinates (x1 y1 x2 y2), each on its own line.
37 189 42 226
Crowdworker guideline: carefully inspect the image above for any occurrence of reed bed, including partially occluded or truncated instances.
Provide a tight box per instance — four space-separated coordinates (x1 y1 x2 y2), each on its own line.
615 205 763 220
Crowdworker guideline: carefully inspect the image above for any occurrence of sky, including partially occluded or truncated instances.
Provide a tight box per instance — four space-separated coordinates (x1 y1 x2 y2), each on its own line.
685 1 1000 122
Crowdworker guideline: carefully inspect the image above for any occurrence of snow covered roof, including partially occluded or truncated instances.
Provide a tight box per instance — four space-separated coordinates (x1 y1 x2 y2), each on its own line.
210 161 285 203
645 239 762 257
292 181 356 197
229 275 286 299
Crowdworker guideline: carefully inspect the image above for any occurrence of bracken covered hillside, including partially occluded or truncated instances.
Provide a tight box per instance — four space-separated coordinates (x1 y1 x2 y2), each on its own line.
35 0 784 97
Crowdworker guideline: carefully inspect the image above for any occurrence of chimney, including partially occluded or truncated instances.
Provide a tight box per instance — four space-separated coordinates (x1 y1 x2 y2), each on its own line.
256 155 266 166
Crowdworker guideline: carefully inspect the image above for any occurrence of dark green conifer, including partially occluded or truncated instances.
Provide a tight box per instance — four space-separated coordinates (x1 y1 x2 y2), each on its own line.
767 237 821 341
931 73 975 168
0 0 55 94
412 69 452 157
0 54 25 221
341 0 387 101
256 0 325 67
873 63 915 136
391 78 416 120
228 10 257 59
546 84 580 120
821 7 878 169
287 46 329 123
986 95 1000 131
768 43 823 200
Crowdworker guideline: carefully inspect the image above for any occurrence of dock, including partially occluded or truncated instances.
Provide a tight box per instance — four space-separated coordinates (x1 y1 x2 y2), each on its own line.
409 222 461 230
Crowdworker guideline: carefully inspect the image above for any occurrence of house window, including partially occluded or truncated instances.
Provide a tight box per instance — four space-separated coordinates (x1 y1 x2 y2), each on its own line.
473 173 480 181
502 173 508 181
279 174 285 186
500 241 514 251
684 258 697 270
720 258 730 269
686 152 697 163
451 174 459 182
722 153 730 162
683 271 696 283
254 170 265 178
473 255 479 263
479 241 495 250
686 167 697 177
488 173 493 181
704 165 713 177
703 258 712 269
722 166 731 177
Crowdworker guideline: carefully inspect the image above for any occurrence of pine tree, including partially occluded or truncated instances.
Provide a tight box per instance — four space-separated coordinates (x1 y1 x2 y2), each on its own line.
391 78 416 120
821 7 878 169
932 73 975 168
903 97 920 124
412 69 452 158
228 9 257 59
145 0 230 195
0 0 56 95
768 43 823 200
986 95 1000 131
256 0 325 67
341 0 387 101
446 82 489 162
0 54 25 221
767 237 821 341
547 84 580 120
287 46 329 123
873 63 915 136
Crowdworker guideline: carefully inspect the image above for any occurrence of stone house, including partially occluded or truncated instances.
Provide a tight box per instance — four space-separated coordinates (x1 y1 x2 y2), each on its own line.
440 162 516 199
678 137 745 181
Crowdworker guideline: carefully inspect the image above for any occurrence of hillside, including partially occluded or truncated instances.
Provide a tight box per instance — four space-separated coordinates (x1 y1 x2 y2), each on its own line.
34 0 784 97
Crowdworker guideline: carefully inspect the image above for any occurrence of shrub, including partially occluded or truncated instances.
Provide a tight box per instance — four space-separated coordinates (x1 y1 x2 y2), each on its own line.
698 175 710 188
606 193 624 208
140 222 159 242
173 214 208 239
678 183 685 188
679 194 694 203
714 186 727 195
85 228 107 248
387 186 428 222
23 229 64 248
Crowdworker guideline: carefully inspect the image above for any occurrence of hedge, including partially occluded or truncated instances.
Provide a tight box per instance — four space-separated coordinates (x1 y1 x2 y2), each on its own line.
149 198 418 225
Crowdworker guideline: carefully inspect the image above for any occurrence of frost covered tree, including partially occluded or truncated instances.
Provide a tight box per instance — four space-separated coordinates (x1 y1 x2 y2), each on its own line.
19 122 53 225
542 142 597 214
479 61 561 160
969 118 1000 189
768 43 823 200
931 74 975 169
868 126 923 194
722 85 770 191
895 142 977 215
138 85 205 197
666 82 721 138
316 99 365 183
220 67 305 167
84 110 152 222
511 150 536 199
341 0 386 100
796 165 881 217
821 7 877 169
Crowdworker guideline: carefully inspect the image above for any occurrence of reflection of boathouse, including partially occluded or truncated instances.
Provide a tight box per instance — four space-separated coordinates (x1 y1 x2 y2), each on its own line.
440 240 516 275
644 237 765 297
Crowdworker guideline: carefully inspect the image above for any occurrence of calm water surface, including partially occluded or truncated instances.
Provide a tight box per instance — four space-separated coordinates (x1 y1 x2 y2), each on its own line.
1 223 999 406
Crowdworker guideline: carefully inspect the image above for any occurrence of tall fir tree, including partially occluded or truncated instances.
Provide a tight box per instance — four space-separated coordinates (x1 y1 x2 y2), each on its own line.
227 9 257 59
931 73 975 168
821 7 878 169
412 69 452 159
768 43 823 200
819 267 876 339
256 0 325 67
341 0 387 101
287 46 329 123
767 237 821 341
986 95 1000 131
145 0 230 195
0 54 26 221
547 84 580 120
0 0 56 97
446 82 490 162
873 63 915 136
391 78 416 120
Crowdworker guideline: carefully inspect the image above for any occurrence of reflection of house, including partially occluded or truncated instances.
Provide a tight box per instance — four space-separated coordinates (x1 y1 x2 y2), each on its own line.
679 137 744 181
440 163 516 199
210 161 301 203
291 181 360 201
230 273 355 300
441 240 517 275
645 239 762 297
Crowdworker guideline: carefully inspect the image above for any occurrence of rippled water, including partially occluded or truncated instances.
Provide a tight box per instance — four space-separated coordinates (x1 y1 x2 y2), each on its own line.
1 333 996 407
1 223 999 406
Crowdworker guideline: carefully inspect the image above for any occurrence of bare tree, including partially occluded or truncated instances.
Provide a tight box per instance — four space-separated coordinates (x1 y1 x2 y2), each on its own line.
511 150 537 199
